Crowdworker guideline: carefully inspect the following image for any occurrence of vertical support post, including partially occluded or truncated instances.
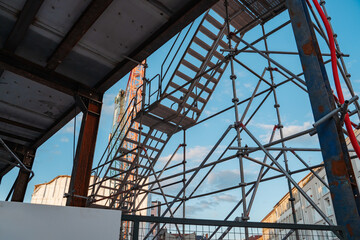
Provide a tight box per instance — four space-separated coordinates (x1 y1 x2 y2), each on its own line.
133 220 139 240
11 148 36 202
182 129 186 238
286 0 360 238
67 96 102 207
223 1 248 239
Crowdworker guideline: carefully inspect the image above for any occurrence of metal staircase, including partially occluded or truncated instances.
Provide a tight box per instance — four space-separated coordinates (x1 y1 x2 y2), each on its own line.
88 0 261 211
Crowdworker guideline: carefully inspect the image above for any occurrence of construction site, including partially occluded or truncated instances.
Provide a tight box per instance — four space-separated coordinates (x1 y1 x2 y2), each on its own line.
0 0 360 239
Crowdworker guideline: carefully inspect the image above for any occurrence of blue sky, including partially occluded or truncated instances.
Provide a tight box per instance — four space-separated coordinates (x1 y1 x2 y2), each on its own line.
1 1 360 222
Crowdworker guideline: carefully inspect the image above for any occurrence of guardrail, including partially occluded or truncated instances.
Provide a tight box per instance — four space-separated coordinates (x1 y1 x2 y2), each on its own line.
121 215 346 240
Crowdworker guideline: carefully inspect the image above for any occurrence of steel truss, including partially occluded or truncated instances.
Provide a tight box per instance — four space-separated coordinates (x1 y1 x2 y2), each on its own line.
89 0 360 239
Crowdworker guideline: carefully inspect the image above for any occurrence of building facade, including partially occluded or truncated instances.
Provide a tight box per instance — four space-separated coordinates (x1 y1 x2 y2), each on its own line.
31 175 149 213
261 132 360 240
262 163 360 240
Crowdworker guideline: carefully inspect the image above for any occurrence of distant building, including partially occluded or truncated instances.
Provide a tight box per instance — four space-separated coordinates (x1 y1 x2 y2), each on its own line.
157 230 196 240
261 164 360 239
31 175 113 206
150 201 162 237
261 132 360 240
31 175 148 213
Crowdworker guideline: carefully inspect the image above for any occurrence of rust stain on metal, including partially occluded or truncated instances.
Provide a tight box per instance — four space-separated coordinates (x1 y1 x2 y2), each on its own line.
346 224 354 236
296 22 301 28
302 41 315 56
331 159 347 176
318 105 324 113
288 9 294 17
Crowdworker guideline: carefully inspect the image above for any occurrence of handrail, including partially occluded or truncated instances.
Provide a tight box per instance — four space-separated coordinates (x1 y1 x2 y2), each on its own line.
0 137 34 180
92 85 143 175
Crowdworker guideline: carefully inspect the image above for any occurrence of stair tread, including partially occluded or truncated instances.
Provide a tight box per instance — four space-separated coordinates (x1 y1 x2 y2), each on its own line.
194 37 211 51
128 127 166 143
123 137 160 152
134 112 177 134
199 25 218 40
175 70 214 93
169 82 207 103
206 14 223 29
118 147 156 161
165 95 201 114
188 48 205 62
182 59 200 73
149 103 196 127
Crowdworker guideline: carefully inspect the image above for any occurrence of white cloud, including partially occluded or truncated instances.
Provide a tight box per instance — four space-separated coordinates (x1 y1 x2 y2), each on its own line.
60 114 83 134
256 121 314 143
186 199 218 214
208 169 239 188
60 137 69 143
213 193 238 203
159 145 211 163
244 83 254 91
102 93 116 116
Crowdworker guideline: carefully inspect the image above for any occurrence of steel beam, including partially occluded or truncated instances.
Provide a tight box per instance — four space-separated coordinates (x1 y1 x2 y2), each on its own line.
3 0 44 51
46 0 114 70
11 148 36 202
66 97 102 207
286 0 360 238
0 117 43 133
0 0 44 76
95 0 218 92
0 50 98 98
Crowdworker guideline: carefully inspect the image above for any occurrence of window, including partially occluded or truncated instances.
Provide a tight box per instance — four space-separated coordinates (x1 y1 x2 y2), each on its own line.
325 198 333 216
305 189 313 207
313 208 322 222
317 185 322 197
322 186 329 195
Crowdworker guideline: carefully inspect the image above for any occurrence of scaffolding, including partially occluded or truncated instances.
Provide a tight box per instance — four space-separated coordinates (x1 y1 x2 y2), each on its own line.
88 0 360 239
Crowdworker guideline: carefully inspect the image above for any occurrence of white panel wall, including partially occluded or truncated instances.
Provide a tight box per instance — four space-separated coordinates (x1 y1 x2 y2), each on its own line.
0 201 121 240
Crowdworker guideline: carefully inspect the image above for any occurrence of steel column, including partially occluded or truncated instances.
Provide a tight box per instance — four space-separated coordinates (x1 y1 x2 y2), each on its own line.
286 0 360 238
66 97 102 207
11 148 36 202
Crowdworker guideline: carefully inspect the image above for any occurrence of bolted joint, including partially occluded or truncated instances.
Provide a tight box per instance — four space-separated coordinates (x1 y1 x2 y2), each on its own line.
277 124 283 129
230 74 237 80
232 97 239 103
236 150 243 157
242 215 250 221
320 0 325 6
182 160 187 164
346 74 351 78
234 121 243 129
267 67 279 72
309 128 317 136
142 63 148 68
289 197 295 202
274 103 280 108
239 182 247 187
182 178 187 183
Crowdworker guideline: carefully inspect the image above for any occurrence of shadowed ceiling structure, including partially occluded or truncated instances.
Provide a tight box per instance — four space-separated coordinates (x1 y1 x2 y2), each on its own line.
0 0 218 177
